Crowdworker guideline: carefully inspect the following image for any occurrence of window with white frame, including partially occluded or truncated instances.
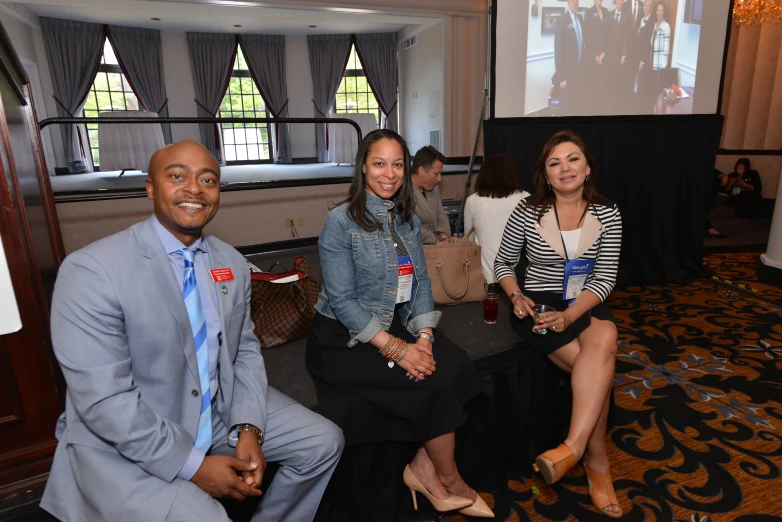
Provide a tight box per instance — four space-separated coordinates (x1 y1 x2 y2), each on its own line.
334 44 381 126
82 39 141 169
218 47 272 164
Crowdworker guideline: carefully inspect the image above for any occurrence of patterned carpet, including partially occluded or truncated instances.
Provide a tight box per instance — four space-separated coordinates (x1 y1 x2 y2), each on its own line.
452 253 782 522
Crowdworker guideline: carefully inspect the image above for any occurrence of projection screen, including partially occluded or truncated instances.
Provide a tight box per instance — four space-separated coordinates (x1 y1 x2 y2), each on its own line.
493 0 732 118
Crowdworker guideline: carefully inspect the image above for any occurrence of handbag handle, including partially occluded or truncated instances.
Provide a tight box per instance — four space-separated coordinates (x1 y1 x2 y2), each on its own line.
266 262 290 274
435 260 470 301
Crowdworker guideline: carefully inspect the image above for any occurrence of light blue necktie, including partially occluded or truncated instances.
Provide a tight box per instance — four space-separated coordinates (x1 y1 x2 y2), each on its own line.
574 12 583 63
179 247 212 453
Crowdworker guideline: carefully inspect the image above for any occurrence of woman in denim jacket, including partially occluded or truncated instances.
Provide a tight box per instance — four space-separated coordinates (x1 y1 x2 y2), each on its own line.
306 129 492 517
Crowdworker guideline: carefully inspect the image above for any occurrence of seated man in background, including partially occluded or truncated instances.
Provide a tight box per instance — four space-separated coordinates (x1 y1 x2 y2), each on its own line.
411 145 451 244
41 140 344 522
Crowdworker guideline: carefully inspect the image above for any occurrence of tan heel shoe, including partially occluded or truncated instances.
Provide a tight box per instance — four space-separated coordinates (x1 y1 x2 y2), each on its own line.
458 494 495 518
583 463 622 519
532 443 577 485
402 465 472 512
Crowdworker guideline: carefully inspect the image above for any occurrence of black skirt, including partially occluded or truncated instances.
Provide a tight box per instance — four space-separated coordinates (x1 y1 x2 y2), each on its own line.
511 290 616 357
306 311 483 447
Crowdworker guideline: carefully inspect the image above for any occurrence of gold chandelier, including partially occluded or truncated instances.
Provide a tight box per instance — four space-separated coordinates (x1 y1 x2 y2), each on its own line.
733 0 782 26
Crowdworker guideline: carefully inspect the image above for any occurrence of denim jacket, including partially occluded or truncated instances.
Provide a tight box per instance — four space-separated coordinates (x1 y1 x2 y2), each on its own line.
316 191 441 347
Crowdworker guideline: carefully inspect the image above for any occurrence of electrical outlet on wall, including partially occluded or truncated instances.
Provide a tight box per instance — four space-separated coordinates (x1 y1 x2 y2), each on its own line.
284 218 294 227
297 217 305 226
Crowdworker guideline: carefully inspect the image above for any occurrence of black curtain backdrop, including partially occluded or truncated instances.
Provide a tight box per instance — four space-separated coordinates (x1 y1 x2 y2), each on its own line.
483 115 724 286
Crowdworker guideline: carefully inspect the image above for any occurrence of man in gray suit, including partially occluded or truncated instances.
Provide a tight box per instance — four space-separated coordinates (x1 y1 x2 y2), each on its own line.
411 145 451 244
41 140 344 521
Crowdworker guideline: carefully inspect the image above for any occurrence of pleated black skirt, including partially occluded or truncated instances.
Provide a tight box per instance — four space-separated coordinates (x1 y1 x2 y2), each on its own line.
511 290 616 357
306 311 483 446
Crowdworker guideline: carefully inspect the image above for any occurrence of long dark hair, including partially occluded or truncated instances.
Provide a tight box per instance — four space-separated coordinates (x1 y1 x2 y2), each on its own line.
475 155 523 199
531 130 609 222
340 129 414 232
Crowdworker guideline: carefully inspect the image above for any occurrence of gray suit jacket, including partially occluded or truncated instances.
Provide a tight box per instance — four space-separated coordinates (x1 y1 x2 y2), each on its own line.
41 216 269 521
412 185 451 245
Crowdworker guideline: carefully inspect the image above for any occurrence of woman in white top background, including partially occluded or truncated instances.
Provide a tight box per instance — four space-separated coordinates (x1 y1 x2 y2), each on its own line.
464 155 530 285
494 130 623 518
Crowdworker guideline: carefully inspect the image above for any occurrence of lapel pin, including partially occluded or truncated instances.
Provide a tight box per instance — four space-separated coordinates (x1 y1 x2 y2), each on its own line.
221 285 228 295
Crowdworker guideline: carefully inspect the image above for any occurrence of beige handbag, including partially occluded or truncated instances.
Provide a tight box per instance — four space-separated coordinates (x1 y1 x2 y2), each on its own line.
424 240 484 305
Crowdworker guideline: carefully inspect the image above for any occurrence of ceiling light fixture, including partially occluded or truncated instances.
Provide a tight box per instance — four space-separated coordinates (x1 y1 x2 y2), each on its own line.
151 17 161 21
234 24 242 27
309 25 317 28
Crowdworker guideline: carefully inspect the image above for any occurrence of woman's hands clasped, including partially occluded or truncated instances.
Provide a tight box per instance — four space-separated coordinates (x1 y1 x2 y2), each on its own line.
400 341 436 382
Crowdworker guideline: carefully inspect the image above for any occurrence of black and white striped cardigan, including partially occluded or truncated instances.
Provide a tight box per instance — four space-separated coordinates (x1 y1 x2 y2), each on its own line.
494 202 622 302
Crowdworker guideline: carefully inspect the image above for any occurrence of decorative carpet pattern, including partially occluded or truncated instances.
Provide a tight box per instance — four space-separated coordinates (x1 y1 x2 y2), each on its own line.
448 253 782 521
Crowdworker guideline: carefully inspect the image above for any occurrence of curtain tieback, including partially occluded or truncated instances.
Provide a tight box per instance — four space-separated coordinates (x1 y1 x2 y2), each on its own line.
53 95 87 161
194 99 222 161
156 99 169 115
382 101 398 128
271 99 290 152
194 99 217 115
312 99 330 150
52 95 75 117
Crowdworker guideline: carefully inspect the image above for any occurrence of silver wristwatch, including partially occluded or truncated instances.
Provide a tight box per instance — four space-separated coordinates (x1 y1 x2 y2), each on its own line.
417 331 435 344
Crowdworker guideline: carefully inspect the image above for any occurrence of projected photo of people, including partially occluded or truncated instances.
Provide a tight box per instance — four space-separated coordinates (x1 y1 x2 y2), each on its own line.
525 0 704 116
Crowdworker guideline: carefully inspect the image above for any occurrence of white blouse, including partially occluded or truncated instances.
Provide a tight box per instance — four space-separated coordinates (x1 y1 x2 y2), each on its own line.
464 191 530 283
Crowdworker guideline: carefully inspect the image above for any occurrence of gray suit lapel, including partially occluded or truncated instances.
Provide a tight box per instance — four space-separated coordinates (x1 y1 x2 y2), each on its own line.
202 235 232 338
136 217 200 385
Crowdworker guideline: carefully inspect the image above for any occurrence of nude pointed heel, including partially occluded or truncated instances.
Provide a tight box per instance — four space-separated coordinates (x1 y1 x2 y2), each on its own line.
402 465 472 512
458 494 495 518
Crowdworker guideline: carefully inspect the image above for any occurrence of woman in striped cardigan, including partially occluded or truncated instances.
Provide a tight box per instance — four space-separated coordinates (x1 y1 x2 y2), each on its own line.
494 130 623 518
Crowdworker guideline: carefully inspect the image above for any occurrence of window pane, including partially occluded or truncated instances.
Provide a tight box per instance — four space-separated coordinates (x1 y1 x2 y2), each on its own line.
103 40 119 65
236 47 248 70
94 72 109 91
356 76 368 93
217 60 272 163
125 94 139 110
332 45 378 125
83 95 98 111
107 73 124 92
96 91 113 112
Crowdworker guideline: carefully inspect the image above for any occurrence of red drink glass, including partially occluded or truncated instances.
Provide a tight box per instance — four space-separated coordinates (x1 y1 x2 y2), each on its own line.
483 292 499 324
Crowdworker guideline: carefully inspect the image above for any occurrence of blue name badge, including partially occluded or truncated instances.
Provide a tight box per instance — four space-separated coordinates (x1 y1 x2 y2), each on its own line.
562 259 595 303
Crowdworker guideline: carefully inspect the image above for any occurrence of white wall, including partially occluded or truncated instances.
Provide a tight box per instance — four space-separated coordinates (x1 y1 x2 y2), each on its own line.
399 20 444 155
160 30 200 144
673 22 699 88
285 35 317 159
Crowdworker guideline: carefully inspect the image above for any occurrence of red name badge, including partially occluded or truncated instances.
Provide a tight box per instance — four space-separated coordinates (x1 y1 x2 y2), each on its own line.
209 268 235 283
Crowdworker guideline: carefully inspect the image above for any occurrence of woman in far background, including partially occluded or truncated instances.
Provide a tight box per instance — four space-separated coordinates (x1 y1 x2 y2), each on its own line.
464 155 529 286
640 1 670 104
726 158 764 218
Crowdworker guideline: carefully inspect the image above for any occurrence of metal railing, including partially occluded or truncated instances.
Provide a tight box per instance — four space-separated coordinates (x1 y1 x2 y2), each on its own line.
39 116 362 203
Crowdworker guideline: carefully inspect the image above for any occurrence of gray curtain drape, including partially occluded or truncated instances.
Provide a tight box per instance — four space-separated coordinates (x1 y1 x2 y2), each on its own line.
354 33 399 132
307 35 351 162
41 17 105 171
107 25 172 144
186 32 237 162
239 35 291 164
